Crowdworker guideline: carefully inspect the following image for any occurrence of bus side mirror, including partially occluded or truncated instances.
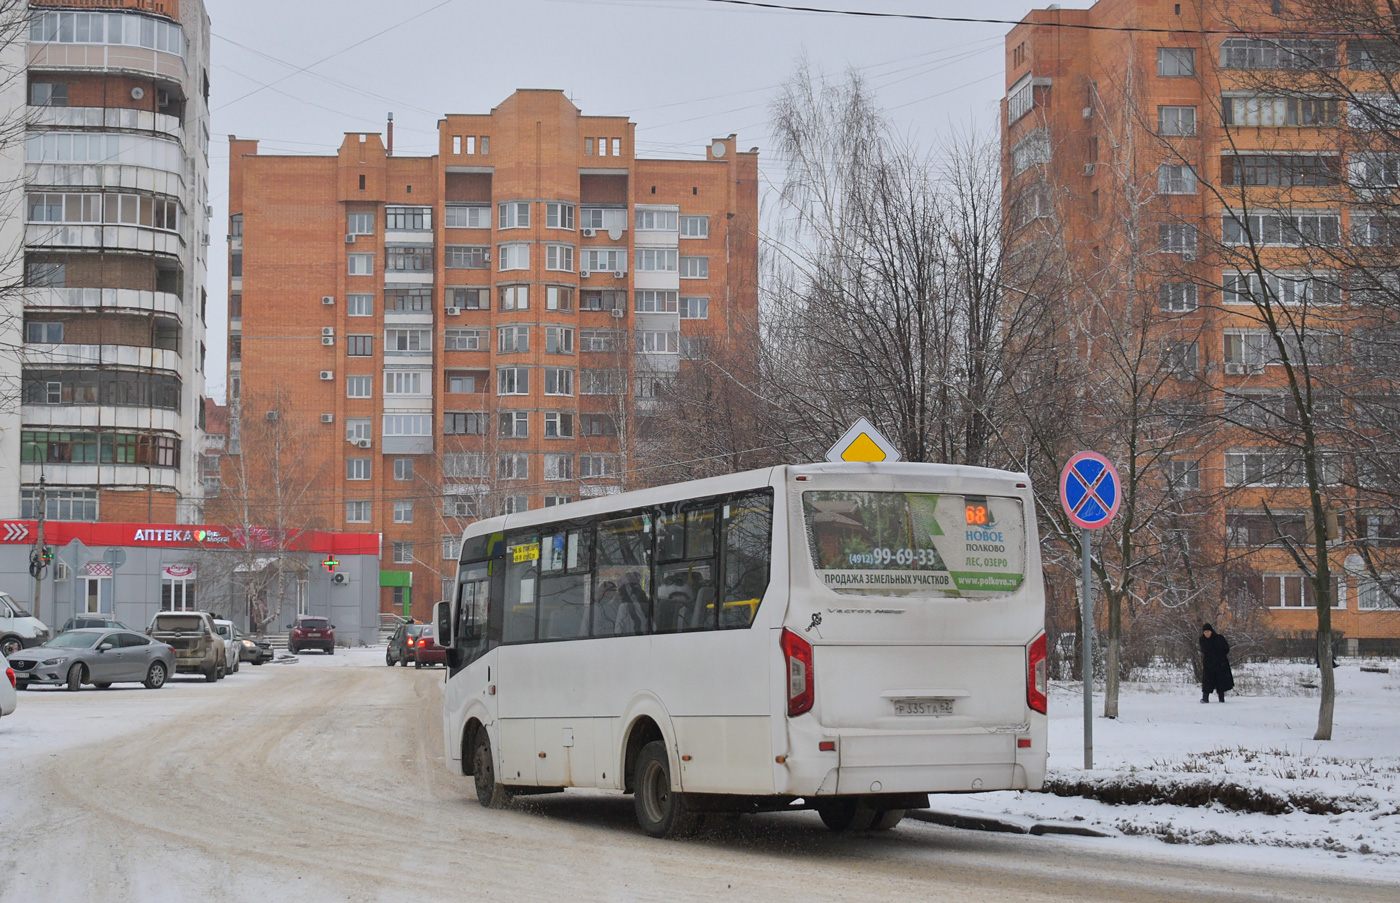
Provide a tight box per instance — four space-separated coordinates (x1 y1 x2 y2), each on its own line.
434 600 452 648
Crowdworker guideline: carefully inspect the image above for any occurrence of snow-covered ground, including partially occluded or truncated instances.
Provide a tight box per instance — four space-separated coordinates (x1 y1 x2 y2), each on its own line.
947 659 1400 878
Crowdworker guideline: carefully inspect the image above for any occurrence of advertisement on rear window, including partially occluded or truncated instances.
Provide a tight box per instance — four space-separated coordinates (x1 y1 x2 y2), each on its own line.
803 491 1025 597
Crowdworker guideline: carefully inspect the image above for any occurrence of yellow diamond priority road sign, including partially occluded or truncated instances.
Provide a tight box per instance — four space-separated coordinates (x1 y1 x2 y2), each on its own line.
826 418 901 464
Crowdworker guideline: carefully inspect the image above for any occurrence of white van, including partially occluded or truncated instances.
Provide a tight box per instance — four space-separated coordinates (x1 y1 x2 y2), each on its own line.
0 592 50 658
1 650 17 717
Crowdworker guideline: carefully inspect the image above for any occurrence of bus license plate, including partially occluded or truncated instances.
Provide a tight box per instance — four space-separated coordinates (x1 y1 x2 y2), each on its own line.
893 698 953 716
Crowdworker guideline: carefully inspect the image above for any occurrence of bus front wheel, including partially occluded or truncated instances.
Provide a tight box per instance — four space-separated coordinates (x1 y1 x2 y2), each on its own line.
633 741 701 839
472 731 513 809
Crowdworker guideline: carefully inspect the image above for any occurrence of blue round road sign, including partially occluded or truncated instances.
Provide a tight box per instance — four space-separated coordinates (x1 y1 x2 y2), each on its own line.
1060 451 1121 530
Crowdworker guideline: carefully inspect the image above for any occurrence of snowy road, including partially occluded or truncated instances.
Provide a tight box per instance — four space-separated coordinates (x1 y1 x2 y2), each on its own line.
0 651 1393 903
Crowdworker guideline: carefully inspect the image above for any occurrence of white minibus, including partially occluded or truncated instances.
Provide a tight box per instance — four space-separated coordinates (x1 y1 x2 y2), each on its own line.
436 462 1047 837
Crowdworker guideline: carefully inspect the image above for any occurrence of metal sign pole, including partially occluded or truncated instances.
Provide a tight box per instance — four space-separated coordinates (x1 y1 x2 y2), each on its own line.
1081 525 1093 771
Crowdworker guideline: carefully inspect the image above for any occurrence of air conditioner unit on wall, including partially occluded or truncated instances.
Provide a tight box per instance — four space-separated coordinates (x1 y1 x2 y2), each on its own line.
1082 163 1096 176
321 327 335 337
613 271 625 279
265 410 279 422
1224 362 1245 375
345 234 356 244
322 295 335 305
319 370 334 380
610 308 624 319
582 228 596 238
320 413 334 423
446 307 461 316
580 270 591 278
332 572 349 585
1082 106 1094 120
356 438 371 449
322 336 335 346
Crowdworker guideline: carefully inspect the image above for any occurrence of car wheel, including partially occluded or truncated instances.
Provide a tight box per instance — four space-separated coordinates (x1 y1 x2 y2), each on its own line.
414 659 422 669
472 730 513 809
386 651 394 667
870 809 905 831
816 800 878 833
15 679 28 691
93 682 111 690
144 662 168 689
66 663 84 692
288 645 296 655
233 658 240 673
205 663 218 682
0 635 21 658
328 645 335 656
633 740 702 839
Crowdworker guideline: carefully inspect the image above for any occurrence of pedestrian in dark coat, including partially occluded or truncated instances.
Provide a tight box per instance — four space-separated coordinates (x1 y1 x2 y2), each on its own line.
1199 624 1234 703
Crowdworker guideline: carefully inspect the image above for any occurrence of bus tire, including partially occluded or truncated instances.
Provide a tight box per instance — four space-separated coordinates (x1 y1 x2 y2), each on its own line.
870 809 905 831
817 800 878 832
472 730 513 809
633 740 701 839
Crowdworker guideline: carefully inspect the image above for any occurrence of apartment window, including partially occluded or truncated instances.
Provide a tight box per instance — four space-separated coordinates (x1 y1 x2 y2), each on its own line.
443 454 489 478
498 202 530 229
445 205 490 229
385 288 432 312
348 253 373 276
1224 154 1339 187
383 414 433 436
579 454 620 478
579 328 618 352
445 411 487 435
1349 153 1400 190
26 261 65 286
393 538 414 560
385 206 431 231
679 256 709 279
580 207 608 230
445 245 489 269
442 535 464 560
1168 458 1201 491
347 293 373 317
1359 575 1400 610
1158 105 1197 136
345 335 373 356
30 82 68 106
1010 129 1051 175
346 375 372 398
636 249 678 272
581 370 624 395
25 322 63 343
496 411 530 439
580 249 626 273
1222 94 1338 127
1164 340 1198 378
347 458 371 480
498 325 529 354
545 368 574 396
346 501 371 523
1157 164 1198 194
543 496 573 508
446 371 482 393
581 289 624 311
544 412 575 438
679 296 709 319
680 215 709 239
1264 573 1343 609
499 285 529 311
384 370 426 395
1222 210 1341 246
546 326 574 354
636 290 679 313
384 328 430 354
635 375 669 399
449 287 489 311
386 245 432 272
1352 213 1399 248
1349 40 1400 71
1159 224 1198 255
498 367 529 395
498 243 530 271
1223 331 1271 373
680 337 705 360
1157 47 1196 77
346 418 372 442
545 244 574 272
636 330 679 353
635 209 678 231
1220 37 1337 70
445 492 476 519
444 328 484 351
544 453 574 481
546 203 576 230
582 414 617 436
501 495 529 515
22 487 97 521
1006 74 1033 123
498 453 529 480
1223 271 1342 306
546 286 574 311
1159 283 1198 312
347 211 374 235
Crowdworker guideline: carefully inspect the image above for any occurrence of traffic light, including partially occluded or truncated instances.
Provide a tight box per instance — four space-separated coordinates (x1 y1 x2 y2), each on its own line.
41 546 53 564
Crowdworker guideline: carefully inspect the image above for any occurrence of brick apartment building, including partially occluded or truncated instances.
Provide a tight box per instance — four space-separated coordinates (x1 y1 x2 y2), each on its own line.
1004 0 1400 650
224 89 758 620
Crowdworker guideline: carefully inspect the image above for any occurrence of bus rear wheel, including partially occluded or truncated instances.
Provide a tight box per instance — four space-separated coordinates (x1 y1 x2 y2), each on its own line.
633 741 701 839
870 809 905 831
472 731 513 809
817 800 878 832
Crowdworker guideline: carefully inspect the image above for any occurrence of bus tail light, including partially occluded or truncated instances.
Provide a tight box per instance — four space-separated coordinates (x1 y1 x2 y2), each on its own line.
780 629 814 717
1027 633 1048 715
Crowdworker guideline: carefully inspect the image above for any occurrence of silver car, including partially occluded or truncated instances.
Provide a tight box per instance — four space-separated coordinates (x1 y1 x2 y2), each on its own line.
7 628 175 692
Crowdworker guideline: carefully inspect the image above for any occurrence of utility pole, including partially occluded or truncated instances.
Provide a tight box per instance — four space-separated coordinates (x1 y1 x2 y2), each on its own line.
29 475 48 623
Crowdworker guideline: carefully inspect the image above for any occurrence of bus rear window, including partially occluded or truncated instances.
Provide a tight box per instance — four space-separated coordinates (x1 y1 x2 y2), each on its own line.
802 491 1025 597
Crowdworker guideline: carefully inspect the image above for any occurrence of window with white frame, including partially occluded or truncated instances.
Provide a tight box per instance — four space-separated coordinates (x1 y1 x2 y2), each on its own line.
385 206 431 231
1264 573 1343 609
546 203 575 230
1158 105 1197 135
384 370 427 395
499 411 529 438
444 328 484 351
544 412 574 438
443 453 489 478
1222 271 1342 306
1359 574 1400 610
581 369 624 394
546 286 574 310
580 207 607 230
347 211 375 235
498 243 530 271
499 285 528 311
443 535 462 560
680 336 705 360
635 374 669 398
636 290 678 313
543 496 573 508
444 489 478 518
636 330 679 353
497 367 529 395
393 458 415 481
1168 458 1201 491
679 296 709 319
498 453 528 480
347 375 372 398
501 495 530 514
346 500 371 523
384 328 431 353
346 457 371 480
386 244 433 272
579 328 618 352
445 205 490 229
1159 223 1198 255
1219 37 1338 70
345 418 371 442
679 256 709 279
1225 449 1340 487
347 293 373 317
635 208 678 231
636 248 677 272
1157 47 1196 77
1222 210 1341 246
498 202 530 229
393 540 414 563
1223 94 1338 127
579 454 620 478
383 414 432 436
1158 164 1198 194
546 244 574 272
545 326 574 354
1164 341 1198 377
1349 91 1400 129
581 414 616 437
498 325 529 354
1349 153 1400 190
1159 283 1198 312
1007 74 1034 123
544 453 573 481
1010 129 1051 175
580 248 625 273
393 500 414 524
445 245 489 269
680 215 708 238
544 368 574 396
348 253 373 276
449 287 489 310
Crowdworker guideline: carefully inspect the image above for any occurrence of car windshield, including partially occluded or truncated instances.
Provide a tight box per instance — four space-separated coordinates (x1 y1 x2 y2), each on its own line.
301 618 329 630
153 615 205 631
2 596 32 617
45 632 102 649
407 624 426 637
216 626 232 639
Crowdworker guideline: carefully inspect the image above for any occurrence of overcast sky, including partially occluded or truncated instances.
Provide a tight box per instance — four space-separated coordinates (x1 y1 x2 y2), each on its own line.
203 0 1093 401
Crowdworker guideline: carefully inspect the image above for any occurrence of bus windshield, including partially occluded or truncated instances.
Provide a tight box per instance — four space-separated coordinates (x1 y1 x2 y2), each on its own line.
802 490 1025 598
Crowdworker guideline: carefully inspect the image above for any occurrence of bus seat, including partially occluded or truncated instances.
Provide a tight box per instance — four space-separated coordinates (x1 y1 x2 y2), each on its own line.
691 587 715 629
616 579 648 635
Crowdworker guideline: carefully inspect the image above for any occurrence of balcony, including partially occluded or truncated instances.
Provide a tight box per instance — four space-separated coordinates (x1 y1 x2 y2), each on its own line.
23 343 181 372
27 222 183 256
29 106 184 144
25 286 183 318
25 163 187 202
29 41 187 84
21 404 183 433
20 462 179 490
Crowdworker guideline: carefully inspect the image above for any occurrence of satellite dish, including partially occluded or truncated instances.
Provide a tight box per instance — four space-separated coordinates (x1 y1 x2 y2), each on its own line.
607 226 623 241
131 87 146 101
711 140 727 158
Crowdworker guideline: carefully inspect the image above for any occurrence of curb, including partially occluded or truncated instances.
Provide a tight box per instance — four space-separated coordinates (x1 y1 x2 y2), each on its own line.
907 809 1112 838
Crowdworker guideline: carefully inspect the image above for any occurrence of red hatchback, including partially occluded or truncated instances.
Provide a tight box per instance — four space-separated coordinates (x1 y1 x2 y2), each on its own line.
413 626 447 668
287 616 335 655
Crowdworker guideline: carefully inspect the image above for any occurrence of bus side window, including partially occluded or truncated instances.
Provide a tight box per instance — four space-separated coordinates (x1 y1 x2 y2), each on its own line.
503 536 540 643
594 514 651 637
538 528 592 641
721 491 774 628
655 507 719 633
